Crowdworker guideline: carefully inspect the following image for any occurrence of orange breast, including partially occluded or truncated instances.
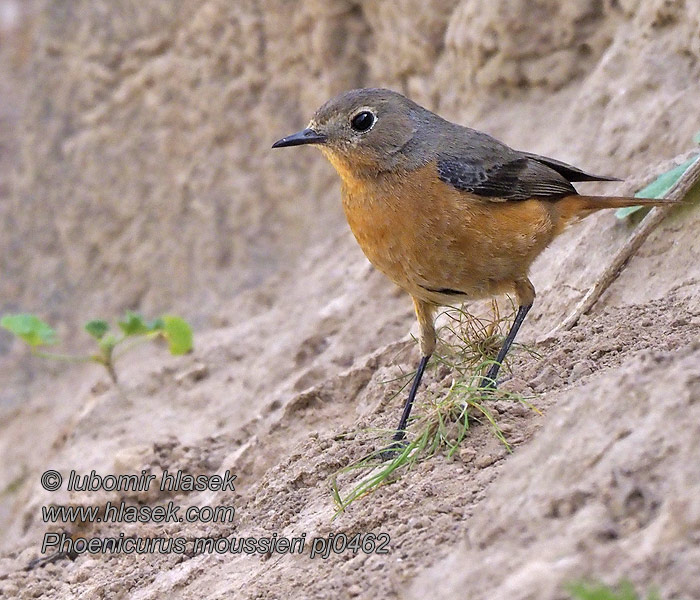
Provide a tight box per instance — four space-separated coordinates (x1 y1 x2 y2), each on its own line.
336 161 558 304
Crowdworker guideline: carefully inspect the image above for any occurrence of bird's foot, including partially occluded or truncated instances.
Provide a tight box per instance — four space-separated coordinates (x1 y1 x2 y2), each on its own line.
477 377 497 391
477 366 499 392
477 361 516 392
378 435 409 461
25 551 68 571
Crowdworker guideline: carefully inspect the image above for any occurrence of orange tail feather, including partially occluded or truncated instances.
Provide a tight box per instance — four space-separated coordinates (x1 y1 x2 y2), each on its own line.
557 194 676 224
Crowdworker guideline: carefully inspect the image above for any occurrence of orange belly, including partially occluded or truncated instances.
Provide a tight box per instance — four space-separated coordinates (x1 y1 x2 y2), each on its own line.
339 163 558 305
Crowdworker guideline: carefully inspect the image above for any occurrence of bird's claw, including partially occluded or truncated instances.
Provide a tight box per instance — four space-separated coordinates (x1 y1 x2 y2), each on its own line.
378 437 408 461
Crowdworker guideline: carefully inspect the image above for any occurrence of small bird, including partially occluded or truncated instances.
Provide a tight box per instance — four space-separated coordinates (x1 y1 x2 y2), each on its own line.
272 88 669 446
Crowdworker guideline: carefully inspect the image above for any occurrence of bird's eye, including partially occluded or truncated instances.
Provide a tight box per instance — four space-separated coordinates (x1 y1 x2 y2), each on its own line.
350 111 375 132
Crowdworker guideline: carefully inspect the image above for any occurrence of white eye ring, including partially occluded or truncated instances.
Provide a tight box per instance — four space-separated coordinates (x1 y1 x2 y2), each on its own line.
350 110 376 133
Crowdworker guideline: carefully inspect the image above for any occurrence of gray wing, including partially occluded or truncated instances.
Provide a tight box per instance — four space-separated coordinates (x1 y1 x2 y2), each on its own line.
437 155 577 201
519 151 620 183
436 131 619 202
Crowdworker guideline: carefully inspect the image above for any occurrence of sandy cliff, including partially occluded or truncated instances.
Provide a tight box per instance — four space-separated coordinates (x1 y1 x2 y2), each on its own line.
1 1 699 598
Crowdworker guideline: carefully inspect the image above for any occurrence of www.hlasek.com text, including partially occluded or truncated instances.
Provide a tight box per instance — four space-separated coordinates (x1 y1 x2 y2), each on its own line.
42 501 235 524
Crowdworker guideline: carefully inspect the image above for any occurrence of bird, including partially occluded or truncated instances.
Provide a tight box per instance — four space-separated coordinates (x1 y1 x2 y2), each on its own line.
272 87 670 448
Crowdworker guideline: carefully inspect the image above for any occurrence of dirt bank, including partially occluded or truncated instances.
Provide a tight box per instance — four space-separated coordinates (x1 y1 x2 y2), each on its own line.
1 1 700 598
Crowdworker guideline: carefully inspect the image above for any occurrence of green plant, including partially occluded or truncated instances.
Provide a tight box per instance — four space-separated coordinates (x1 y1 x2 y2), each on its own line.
616 155 699 219
1 311 193 383
567 580 660 600
330 301 539 513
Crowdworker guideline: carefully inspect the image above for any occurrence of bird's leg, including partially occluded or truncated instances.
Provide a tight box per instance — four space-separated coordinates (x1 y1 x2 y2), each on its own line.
479 304 531 389
479 279 535 389
392 354 431 443
381 299 436 456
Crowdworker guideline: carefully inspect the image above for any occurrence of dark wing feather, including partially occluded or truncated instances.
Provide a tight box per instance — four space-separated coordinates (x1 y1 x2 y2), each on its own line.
437 155 577 201
520 151 621 182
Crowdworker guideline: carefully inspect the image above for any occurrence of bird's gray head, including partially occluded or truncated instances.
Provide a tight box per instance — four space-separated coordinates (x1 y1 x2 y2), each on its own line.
272 88 436 177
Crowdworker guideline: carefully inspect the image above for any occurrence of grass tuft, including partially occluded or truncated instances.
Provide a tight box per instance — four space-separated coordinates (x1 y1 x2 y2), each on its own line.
330 300 540 514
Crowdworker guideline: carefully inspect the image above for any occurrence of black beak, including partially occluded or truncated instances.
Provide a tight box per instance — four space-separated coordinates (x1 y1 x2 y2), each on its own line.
272 128 327 148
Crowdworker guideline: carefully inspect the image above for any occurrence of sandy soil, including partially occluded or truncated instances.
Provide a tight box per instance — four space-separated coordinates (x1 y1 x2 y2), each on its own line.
1 1 700 599
2 201 699 599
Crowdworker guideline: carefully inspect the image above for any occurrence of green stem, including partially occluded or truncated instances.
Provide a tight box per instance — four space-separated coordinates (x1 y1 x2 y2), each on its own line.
31 349 93 362
112 332 159 360
97 344 119 385
104 361 118 384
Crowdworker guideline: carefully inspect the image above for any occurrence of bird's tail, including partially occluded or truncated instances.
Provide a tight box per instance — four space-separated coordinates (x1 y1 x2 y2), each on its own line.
557 194 677 224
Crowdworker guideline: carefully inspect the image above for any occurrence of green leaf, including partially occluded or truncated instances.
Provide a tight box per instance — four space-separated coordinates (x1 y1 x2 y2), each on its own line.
615 205 645 219
117 311 150 336
161 315 193 355
85 319 110 340
693 130 700 145
617 156 699 219
635 157 698 199
0 313 58 347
